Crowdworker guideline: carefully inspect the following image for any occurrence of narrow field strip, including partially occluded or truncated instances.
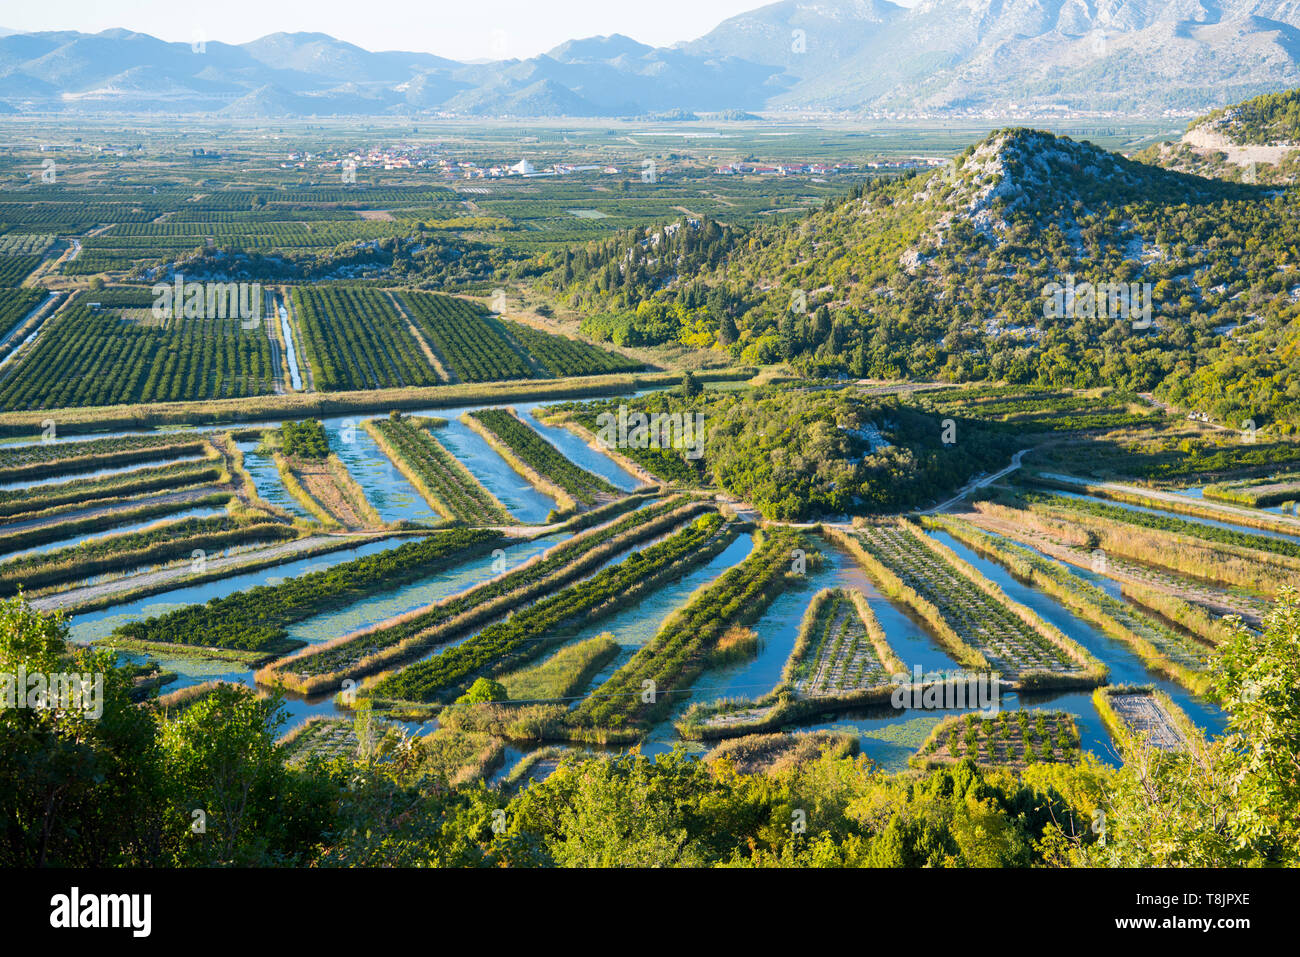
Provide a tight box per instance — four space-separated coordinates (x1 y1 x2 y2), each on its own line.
464 407 618 510
0 510 297 598
678 584 909 740
1093 685 1199 755
365 511 735 706
975 496 1295 597
258 496 706 693
104 527 505 658
365 415 512 524
829 522 1104 687
571 525 810 743
913 710 1082 770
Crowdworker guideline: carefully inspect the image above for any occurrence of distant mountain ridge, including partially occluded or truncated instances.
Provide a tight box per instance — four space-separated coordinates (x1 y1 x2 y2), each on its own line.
4 2 1300 116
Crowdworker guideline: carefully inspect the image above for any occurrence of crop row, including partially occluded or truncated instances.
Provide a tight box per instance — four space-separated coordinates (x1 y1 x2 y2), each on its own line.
368 511 732 704
0 256 42 285
0 305 277 410
365 416 512 524
790 588 898 696
851 523 1096 681
922 514 1213 694
914 710 1081 769
499 319 642 378
111 527 504 653
259 496 705 691
0 458 223 520
0 234 55 256
0 433 209 481
988 496 1299 598
0 289 45 337
1024 475 1300 537
291 287 440 391
1017 490 1300 561
0 204 161 228
396 292 534 383
467 408 617 507
102 221 410 242
0 491 234 558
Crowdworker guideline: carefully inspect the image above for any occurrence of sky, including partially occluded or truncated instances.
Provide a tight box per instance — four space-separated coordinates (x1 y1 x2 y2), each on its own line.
0 0 826 61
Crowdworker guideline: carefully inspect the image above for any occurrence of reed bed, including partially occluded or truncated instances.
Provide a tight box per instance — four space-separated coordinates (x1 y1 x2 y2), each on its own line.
499 633 620 702
1119 583 1239 646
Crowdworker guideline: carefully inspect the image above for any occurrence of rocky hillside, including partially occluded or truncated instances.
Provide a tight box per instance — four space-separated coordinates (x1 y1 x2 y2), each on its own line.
544 127 1300 430
1141 87 1300 184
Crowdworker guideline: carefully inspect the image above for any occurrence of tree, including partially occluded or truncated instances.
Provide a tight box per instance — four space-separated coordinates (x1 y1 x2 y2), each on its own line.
716 311 739 346
159 684 296 865
457 677 508 704
0 596 161 867
679 370 703 399
1211 588 1300 862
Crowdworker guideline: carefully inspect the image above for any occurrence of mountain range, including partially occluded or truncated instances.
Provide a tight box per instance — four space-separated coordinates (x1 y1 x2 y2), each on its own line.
3 1 1300 117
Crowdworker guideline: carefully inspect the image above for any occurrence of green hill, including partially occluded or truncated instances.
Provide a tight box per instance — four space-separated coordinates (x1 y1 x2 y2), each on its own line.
536 127 1300 432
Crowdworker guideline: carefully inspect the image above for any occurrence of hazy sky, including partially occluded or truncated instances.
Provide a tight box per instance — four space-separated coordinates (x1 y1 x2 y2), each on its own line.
0 0 918 61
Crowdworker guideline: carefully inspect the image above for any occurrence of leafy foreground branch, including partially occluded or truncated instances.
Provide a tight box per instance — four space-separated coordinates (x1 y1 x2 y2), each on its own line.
2 588 1298 868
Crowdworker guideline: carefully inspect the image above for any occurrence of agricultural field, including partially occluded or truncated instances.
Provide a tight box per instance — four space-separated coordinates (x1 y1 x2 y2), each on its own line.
498 318 643 377
0 300 278 409
262 420 384 530
108 527 504 657
259 496 711 692
1204 474 1300 508
465 407 619 509
0 286 45 332
913 710 1082 770
1093 686 1197 754
395 292 535 382
367 510 733 707
365 414 512 524
571 525 810 740
845 522 1103 685
789 588 902 697
922 514 1217 692
291 287 442 391
280 717 361 767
